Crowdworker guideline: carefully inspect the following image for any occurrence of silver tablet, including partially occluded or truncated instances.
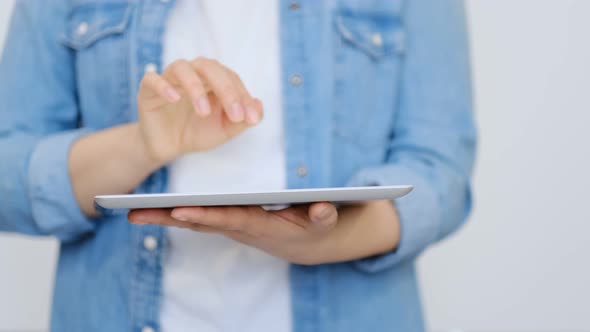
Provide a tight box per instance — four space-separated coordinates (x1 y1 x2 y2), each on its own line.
94 185 413 210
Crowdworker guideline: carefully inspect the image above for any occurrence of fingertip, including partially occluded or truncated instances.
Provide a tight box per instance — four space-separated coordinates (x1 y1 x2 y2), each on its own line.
253 98 263 108
170 212 188 222
254 98 264 122
309 202 337 226
127 210 144 224
171 206 204 222
245 105 260 125
193 96 211 117
228 102 245 122
164 87 181 102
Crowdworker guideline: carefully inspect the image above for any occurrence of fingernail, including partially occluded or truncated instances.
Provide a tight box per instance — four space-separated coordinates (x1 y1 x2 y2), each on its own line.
171 210 188 222
229 102 245 122
245 106 260 124
317 206 333 220
195 96 211 116
165 87 180 102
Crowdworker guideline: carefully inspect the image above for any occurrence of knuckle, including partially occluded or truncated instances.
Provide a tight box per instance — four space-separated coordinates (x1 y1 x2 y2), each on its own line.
194 56 209 63
193 56 213 68
191 59 203 70
226 68 239 79
171 59 188 71
170 60 182 69
188 81 205 93
219 83 237 97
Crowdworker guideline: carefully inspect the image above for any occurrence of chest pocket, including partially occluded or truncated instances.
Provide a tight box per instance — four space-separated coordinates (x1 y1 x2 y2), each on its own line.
61 1 133 128
332 1 406 150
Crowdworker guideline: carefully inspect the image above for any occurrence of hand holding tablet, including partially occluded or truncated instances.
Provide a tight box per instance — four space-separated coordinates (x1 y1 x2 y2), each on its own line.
121 186 411 265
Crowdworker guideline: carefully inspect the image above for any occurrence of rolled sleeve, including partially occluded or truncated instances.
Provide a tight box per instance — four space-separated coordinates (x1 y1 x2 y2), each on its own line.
0 1 98 242
347 0 476 273
28 129 96 242
347 166 440 273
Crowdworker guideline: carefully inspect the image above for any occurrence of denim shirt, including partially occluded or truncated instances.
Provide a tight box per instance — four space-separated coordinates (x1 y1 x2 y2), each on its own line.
0 0 476 331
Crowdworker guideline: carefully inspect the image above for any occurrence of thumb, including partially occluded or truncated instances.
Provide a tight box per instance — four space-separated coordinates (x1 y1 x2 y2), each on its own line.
308 202 338 232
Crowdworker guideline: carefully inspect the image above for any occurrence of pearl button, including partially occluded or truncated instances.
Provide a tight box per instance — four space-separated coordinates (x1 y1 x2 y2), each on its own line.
144 63 158 73
143 235 158 251
296 166 308 178
370 33 383 47
288 2 300 10
142 326 156 332
289 74 303 87
76 22 89 36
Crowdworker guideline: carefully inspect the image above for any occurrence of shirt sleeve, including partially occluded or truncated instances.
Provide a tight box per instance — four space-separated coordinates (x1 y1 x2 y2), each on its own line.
349 0 477 273
0 1 96 242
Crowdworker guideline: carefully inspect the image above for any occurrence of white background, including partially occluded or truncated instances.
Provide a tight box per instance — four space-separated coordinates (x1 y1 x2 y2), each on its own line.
1 1 589 331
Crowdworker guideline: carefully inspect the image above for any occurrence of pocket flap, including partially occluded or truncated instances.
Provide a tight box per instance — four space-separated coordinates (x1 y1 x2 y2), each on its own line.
61 3 132 50
335 12 406 59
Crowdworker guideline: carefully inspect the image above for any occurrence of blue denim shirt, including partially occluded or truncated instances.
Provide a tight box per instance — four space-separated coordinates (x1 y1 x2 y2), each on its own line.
0 0 476 331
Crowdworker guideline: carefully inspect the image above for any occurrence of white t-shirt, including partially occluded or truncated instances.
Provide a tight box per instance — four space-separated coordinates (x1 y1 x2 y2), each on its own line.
160 1 291 332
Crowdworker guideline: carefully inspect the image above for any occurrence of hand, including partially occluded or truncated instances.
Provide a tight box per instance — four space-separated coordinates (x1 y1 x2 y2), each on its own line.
137 57 263 164
128 200 400 265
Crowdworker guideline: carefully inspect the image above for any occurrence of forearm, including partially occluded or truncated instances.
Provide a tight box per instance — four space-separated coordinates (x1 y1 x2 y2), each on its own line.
319 200 401 264
69 123 162 217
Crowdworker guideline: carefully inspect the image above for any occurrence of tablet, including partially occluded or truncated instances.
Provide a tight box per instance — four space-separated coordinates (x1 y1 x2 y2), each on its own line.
94 185 413 210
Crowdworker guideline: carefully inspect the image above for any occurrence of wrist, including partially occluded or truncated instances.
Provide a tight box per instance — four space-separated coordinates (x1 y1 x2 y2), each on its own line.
372 200 401 254
320 201 400 264
129 123 168 171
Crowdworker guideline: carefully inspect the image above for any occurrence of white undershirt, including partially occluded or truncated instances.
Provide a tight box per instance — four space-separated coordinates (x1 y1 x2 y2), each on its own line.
160 1 291 332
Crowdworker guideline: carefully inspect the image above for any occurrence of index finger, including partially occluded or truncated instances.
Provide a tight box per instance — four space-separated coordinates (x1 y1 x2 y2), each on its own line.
192 57 247 123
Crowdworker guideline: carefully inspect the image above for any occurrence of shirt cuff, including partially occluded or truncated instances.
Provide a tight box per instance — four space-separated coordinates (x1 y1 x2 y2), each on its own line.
346 165 440 273
28 128 96 242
